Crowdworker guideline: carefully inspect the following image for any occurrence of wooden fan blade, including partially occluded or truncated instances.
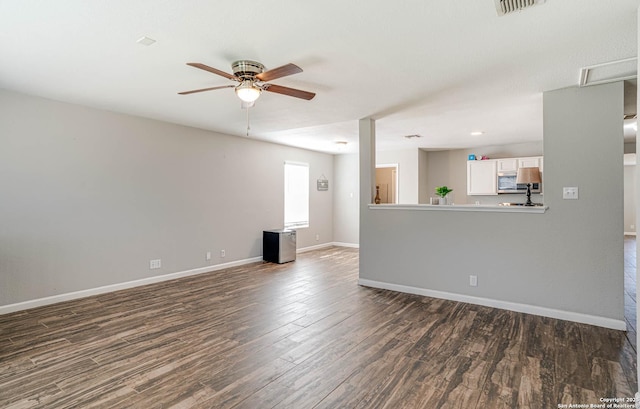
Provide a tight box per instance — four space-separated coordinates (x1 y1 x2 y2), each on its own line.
178 85 234 95
256 63 302 82
186 63 237 80
264 84 315 100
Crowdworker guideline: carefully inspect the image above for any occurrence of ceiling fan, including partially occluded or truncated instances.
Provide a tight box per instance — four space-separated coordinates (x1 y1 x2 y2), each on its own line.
178 60 316 105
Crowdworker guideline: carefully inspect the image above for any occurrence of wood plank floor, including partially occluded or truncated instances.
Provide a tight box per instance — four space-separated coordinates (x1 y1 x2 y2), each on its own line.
624 236 637 353
0 245 637 408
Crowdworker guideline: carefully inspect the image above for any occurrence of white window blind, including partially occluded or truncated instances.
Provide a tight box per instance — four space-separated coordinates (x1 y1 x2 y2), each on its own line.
284 161 309 229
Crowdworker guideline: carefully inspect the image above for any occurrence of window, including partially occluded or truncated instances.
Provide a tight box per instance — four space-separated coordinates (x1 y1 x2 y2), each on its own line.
284 161 309 229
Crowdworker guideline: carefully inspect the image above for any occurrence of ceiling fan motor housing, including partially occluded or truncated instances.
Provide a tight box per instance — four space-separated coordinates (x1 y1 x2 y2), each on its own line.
232 60 265 80
180 60 315 100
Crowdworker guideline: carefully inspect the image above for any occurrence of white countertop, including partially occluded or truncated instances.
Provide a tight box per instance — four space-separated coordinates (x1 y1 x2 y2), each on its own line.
367 203 548 213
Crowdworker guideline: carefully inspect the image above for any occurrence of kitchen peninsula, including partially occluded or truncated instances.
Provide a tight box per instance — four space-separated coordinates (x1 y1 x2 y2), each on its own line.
359 83 625 332
368 203 547 213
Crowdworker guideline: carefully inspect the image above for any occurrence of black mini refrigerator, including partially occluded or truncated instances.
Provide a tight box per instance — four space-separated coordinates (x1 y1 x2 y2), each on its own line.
263 229 296 263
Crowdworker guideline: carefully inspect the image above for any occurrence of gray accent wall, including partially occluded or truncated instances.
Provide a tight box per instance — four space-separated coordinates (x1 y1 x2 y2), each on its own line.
360 82 624 322
0 89 334 306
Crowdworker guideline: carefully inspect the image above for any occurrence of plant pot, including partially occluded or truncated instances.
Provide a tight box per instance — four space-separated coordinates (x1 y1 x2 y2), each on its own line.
438 197 446 205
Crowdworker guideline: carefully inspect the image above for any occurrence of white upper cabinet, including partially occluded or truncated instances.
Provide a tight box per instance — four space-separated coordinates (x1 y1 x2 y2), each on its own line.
518 156 542 170
497 158 518 172
466 156 543 196
467 160 498 195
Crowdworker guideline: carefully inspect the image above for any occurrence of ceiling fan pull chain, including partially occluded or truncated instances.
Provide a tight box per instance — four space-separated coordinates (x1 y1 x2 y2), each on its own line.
246 105 251 137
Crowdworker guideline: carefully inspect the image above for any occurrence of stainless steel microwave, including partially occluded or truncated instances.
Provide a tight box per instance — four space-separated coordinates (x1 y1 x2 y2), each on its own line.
497 171 541 194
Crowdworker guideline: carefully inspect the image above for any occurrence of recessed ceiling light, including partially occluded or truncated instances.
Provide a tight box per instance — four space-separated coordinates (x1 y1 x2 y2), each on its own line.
137 36 156 46
470 131 484 136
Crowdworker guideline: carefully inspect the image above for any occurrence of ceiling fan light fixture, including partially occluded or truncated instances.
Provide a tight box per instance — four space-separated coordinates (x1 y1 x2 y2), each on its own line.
235 81 261 103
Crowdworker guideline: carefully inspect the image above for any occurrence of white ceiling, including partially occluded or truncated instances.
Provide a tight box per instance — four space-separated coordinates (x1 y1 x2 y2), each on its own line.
0 1 638 154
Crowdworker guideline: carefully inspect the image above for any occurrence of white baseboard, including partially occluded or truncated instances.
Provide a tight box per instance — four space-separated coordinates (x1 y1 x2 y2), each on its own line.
0 256 262 315
297 243 335 253
297 242 360 253
358 278 626 331
332 242 359 248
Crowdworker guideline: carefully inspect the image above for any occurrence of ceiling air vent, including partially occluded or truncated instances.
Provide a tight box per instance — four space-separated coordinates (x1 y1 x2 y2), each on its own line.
494 0 546 16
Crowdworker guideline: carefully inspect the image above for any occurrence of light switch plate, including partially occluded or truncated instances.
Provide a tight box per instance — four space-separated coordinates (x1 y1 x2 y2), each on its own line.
563 187 578 200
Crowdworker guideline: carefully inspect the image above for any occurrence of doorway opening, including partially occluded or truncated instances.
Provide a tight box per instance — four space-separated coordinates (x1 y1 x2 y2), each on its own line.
376 164 398 204
623 79 636 352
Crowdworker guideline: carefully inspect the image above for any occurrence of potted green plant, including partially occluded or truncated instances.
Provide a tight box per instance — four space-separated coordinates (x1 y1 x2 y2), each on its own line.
435 186 453 205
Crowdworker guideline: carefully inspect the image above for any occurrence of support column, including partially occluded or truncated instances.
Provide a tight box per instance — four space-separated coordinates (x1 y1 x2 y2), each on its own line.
359 118 375 276
636 5 640 400
359 117 376 211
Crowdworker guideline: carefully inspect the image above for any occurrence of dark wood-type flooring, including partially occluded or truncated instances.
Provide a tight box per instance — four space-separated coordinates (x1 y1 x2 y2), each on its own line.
0 242 637 408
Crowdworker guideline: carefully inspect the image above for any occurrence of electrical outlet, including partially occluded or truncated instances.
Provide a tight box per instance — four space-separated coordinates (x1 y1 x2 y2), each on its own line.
562 187 579 200
150 259 161 269
206 251 211 261
220 249 226 258
631 224 635 230
315 234 320 241
469 275 478 287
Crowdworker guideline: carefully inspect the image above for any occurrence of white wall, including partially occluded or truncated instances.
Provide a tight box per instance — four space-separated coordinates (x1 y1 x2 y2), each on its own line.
418 149 429 204
0 89 334 307
360 82 624 327
333 153 359 245
625 164 637 234
376 149 419 204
